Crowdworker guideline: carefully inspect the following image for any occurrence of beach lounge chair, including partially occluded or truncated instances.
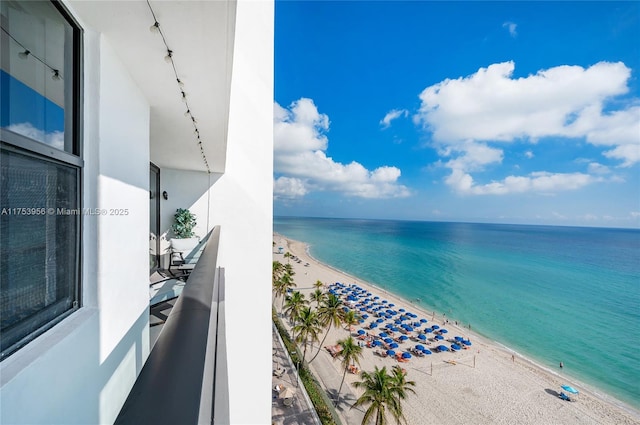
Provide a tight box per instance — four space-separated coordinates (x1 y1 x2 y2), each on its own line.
559 392 572 402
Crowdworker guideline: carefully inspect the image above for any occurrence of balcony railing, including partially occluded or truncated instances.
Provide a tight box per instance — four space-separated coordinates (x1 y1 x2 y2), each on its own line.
115 226 228 424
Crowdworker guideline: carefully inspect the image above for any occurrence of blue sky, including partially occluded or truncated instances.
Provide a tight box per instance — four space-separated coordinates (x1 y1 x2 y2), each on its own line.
273 1 640 228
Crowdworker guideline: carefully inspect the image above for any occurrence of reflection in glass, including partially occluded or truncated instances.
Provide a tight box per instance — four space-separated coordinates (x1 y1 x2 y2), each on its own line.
1 0 74 153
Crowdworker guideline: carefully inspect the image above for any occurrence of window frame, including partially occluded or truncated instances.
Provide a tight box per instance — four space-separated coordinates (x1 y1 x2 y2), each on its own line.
0 0 83 360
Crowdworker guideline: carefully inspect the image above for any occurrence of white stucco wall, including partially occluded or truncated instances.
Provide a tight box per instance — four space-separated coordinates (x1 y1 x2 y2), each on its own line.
0 29 151 425
211 1 274 423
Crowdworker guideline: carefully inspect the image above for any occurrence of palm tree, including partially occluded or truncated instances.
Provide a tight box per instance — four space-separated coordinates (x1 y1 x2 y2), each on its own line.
283 291 307 325
278 271 297 310
292 307 322 362
283 263 295 278
342 309 361 334
335 336 363 407
352 366 415 425
284 251 292 264
272 261 285 303
314 279 324 290
308 293 344 363
273 260 285 282
390 365 416 407
310 288 325 308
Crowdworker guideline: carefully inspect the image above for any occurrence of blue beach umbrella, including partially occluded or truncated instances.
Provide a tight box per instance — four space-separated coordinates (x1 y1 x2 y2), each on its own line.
422 349 432 355
402 352 412 359
415 344 425 350
399 308 405 312
357 329 365 335
455 336 463 342
436 345 449 352
561 385 579 395
463 340 472 346
382 300 388 304
389 342 399 349
424 328 433 333
376 318 384 323
384 337 393 344
379 332 388 338
432 325 440 330
418 334 427 341
399 335 408 341
389 303 395 307
369 323 378 329
440 329 448 334
451 344 461 351
372 340 382 346
362 314 369 319
435 335 444 340
420 318 428 323
404 326 414 332
386 350 396 356
390 326 400 332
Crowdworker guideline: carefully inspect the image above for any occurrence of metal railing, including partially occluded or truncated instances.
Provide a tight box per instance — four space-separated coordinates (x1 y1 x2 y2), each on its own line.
115 226 227 424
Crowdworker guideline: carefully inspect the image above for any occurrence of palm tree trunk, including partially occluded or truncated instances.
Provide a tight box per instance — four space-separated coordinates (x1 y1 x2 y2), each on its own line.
336 366 348 406
308 324 331 363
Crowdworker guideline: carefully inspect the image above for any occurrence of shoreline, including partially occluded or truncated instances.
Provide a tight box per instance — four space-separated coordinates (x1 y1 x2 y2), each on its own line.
273 232 640 424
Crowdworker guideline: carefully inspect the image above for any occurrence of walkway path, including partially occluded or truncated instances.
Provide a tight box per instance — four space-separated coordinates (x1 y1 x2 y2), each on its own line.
272 324 322 425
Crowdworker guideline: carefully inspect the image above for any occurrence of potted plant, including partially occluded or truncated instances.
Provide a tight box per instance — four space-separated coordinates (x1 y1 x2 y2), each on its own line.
170 208 199 252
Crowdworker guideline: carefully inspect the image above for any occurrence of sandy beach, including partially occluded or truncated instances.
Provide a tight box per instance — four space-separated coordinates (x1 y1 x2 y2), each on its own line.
273 233 640 425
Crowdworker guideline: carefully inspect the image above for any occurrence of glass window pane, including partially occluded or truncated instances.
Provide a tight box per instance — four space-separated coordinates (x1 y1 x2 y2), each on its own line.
0 147 79 356
1 0 74 153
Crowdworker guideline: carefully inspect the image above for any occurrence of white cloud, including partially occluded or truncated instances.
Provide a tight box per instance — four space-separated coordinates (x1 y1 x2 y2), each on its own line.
274 98 410 199
7 122 64 150
503 21 517 37
274 177 308 199
380 109 408 129
414 61 639 194
587 162 610 175
447 170 597 195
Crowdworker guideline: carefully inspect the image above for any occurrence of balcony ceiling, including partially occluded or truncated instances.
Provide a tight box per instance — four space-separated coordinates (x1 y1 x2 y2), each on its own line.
69 0 236 173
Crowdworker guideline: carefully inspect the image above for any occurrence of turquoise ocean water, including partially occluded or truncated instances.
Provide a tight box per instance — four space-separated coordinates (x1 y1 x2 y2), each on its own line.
274 217 640 409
